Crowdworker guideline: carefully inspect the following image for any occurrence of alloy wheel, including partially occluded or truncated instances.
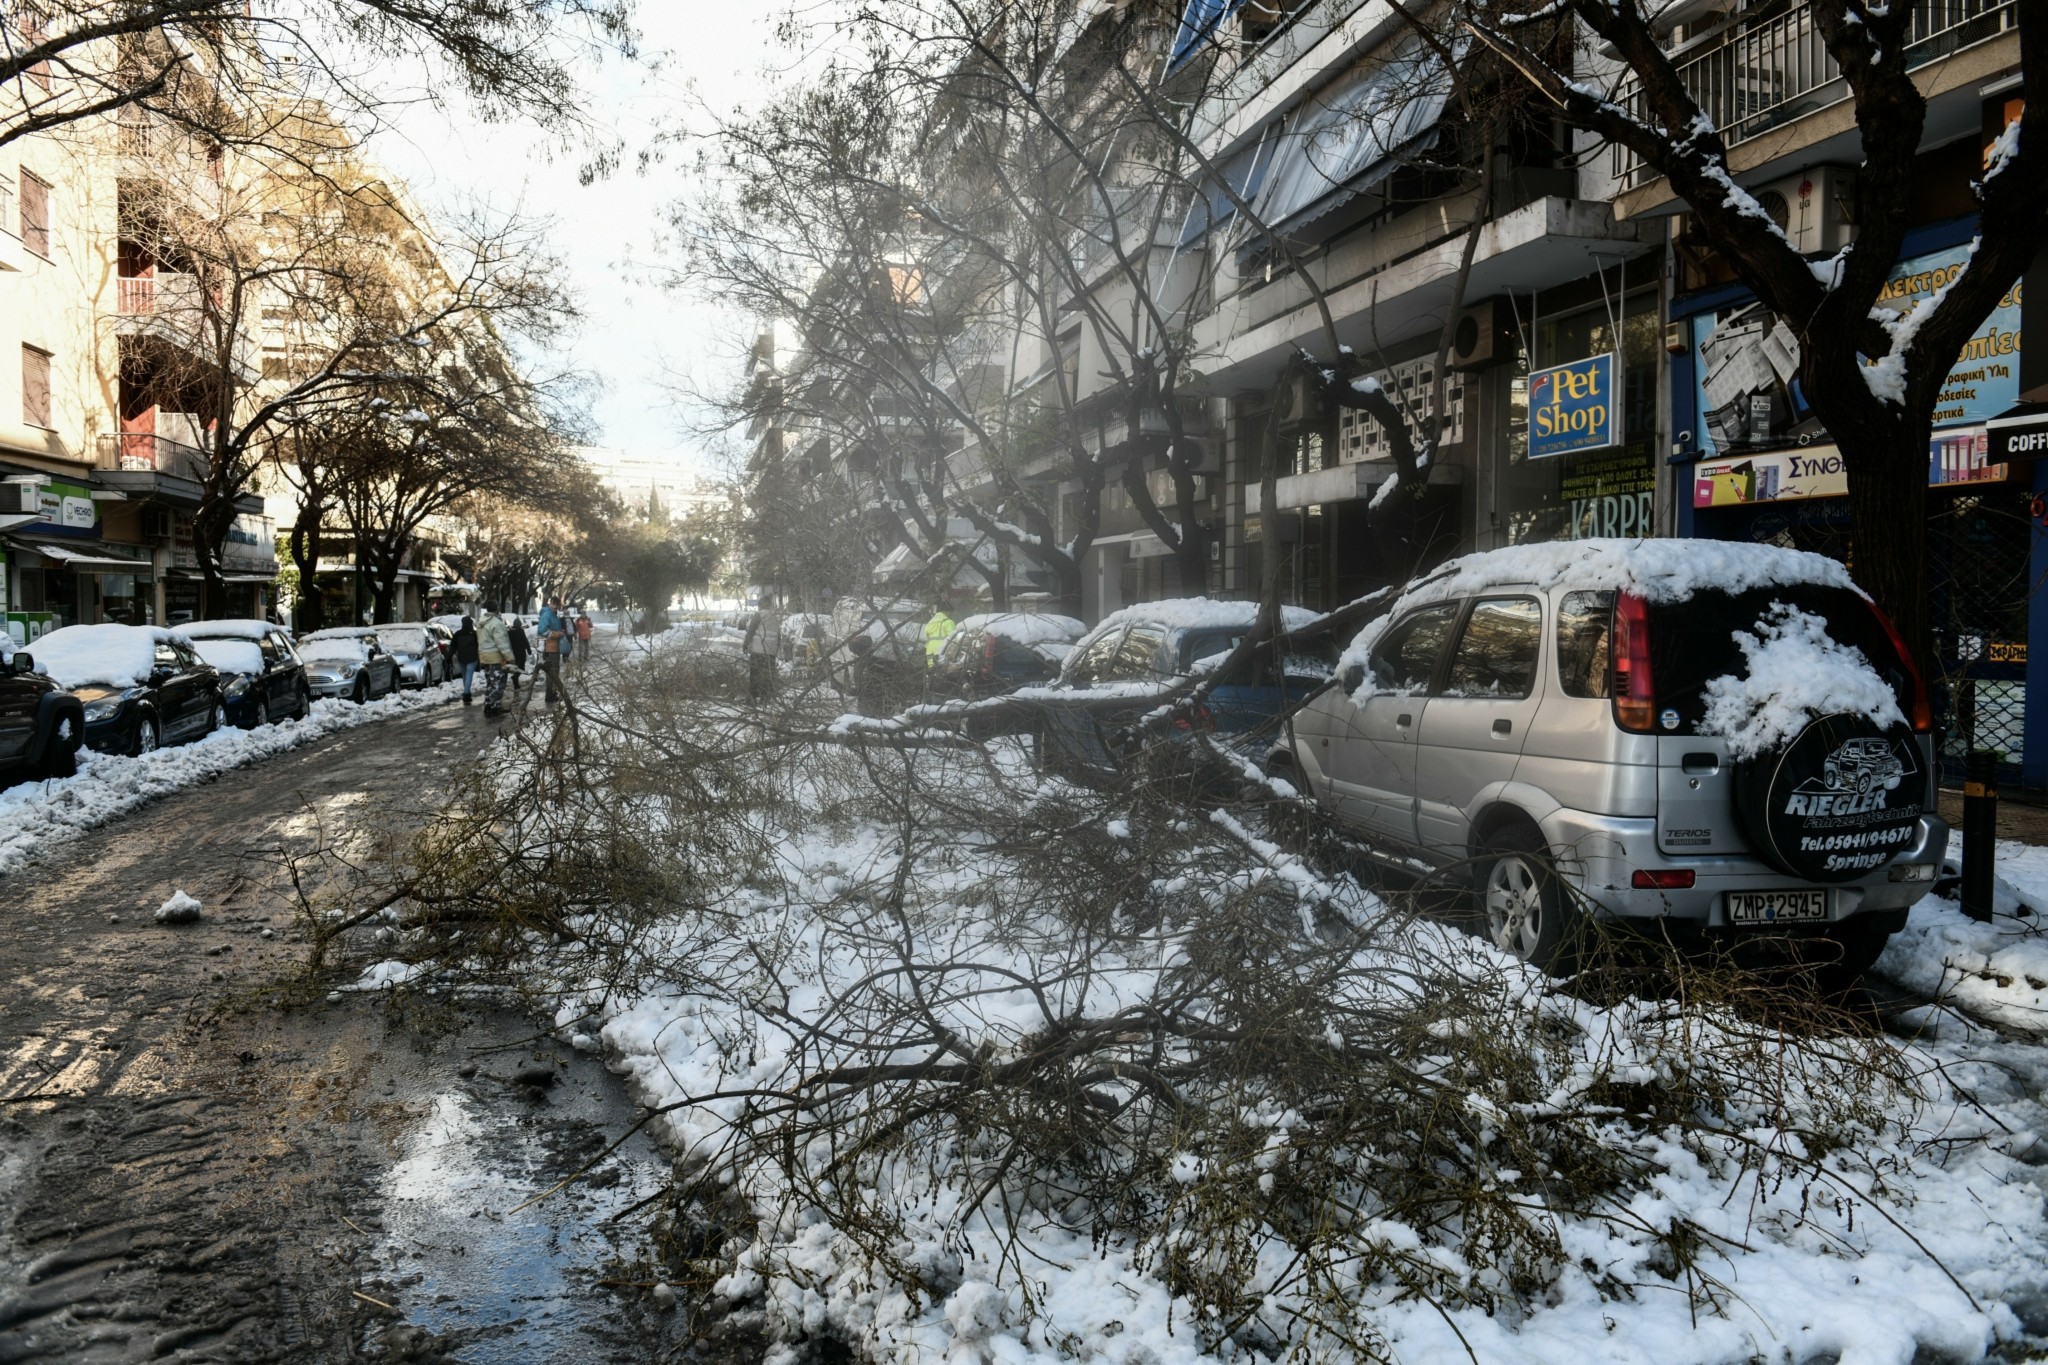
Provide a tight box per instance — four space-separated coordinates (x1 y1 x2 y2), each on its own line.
135 717 159 755
1485 853 1546 961
253 699 269 728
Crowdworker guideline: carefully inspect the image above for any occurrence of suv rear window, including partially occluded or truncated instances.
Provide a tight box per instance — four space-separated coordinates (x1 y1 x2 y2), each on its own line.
1645 585 1915 734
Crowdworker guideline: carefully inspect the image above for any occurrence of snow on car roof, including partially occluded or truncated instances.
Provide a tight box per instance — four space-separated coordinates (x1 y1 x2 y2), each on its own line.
304 626 381 640
1338 538 1868 703
1082 598 1320 649
954 613 1086 646
32 624 194 690
179 619 279 642
1394 538 1860 609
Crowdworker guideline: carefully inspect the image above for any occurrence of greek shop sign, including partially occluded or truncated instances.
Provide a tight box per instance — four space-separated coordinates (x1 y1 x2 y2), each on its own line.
1876 247 2021 428
1528 353 1619 458
35 479 99 537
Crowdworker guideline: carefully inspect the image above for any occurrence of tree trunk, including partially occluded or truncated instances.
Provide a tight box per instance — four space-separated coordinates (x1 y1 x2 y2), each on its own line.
289 511 325 633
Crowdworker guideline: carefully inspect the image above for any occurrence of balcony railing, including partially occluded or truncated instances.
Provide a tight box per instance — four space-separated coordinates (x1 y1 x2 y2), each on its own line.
1613 0 2018 187
115 271 207 316
97 432 209 480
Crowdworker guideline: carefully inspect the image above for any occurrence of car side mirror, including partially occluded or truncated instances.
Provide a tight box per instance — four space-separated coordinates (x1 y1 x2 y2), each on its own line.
11 652 33 675
151 665 174 683
1341 663 1366 693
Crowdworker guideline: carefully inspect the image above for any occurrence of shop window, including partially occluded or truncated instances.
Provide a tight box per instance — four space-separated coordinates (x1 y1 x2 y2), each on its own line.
1499 286 1660 546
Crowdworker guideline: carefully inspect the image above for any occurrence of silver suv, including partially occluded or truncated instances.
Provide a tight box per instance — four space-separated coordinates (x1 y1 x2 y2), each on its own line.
1273 540 1949 975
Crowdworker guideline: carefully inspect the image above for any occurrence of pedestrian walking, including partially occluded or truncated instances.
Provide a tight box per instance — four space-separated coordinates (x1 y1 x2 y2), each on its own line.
478 605 514 715
508 616 531 692
744 603 782 702
574 610 594 663
536 597 569 706
452 617 481 705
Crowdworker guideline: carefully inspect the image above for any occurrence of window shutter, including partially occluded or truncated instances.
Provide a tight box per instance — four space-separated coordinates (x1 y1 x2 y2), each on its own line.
22 346 51 428
18 172 49 257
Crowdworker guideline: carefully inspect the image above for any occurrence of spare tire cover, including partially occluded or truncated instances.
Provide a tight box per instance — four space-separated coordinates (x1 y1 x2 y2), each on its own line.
1734 713 1927 884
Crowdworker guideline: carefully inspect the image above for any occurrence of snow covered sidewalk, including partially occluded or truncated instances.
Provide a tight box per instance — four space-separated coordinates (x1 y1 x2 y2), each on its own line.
0 681 462 877
1875 840 2048 1036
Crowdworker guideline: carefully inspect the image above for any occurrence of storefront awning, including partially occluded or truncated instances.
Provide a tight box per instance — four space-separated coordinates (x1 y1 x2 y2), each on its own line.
9 541 153 573
1252 44 1455 235
1167 0 1250 74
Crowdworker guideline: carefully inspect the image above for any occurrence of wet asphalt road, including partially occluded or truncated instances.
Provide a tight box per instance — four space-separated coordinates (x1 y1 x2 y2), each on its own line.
0 698 730 1363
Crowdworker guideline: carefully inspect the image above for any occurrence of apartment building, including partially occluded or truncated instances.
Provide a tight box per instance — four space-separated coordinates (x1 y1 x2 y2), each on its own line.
0 37 279 641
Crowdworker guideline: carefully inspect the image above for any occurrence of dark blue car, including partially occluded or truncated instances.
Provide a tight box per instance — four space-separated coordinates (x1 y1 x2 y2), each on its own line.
1038 601 1333 777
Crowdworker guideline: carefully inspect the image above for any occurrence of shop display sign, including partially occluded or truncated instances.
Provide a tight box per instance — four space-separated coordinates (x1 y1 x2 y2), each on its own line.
1694 427 2008 509
1528 353 1619 458
1693 446 1848 508
34 480 99 537
1689 244 2022 458
1562 450 1655 538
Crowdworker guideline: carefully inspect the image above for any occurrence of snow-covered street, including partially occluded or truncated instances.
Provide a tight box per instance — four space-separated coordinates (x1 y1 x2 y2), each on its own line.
0 695 745 1364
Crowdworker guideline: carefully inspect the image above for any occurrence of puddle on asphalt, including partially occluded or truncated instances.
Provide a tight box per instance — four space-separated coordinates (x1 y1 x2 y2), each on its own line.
372 1087 685 1361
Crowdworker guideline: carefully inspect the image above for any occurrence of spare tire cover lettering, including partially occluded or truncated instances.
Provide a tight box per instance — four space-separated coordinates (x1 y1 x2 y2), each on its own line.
1739 714 1925 884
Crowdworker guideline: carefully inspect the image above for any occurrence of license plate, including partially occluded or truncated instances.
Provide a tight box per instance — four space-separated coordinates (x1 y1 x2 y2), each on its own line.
1727 890 1828 925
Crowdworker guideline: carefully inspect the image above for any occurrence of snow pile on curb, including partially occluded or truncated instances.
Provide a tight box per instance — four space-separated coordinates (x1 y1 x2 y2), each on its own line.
1876 840 2048 1034
0 681 461 877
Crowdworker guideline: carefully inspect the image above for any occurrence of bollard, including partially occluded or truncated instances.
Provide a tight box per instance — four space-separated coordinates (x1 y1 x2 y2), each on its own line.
1961 749 1998 923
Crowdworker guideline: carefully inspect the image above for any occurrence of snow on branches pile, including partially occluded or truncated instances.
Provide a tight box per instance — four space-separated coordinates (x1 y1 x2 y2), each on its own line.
379 652 2048 1365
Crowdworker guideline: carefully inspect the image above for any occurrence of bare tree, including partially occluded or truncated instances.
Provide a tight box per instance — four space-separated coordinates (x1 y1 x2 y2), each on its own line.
0 0 631 152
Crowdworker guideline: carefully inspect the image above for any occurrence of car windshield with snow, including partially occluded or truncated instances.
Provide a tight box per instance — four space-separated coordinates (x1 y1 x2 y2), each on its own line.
1274 539 1946 983
182 621 312 727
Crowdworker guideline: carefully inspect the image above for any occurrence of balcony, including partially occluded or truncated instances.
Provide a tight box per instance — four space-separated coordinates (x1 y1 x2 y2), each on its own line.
109 273 261 381
96 432 210 482
1612 0 2019 187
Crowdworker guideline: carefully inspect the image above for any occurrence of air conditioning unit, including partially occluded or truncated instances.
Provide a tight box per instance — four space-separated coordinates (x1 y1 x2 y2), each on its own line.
0 481 39 515
1745 167 1856 255
1449 297 1519 371
141 507 173 540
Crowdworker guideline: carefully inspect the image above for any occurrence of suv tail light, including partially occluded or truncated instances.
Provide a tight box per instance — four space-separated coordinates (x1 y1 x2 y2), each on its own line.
1867 603 1934 733
1172 703 1214 733
1612 591 1655 732
981 632 998 678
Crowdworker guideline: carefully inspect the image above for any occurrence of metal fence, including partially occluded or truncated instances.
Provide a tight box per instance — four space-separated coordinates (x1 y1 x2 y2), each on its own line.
1612 0 2019 188
1930 488 2032 787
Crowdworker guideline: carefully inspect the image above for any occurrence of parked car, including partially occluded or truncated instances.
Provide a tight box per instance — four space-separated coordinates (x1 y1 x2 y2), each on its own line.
928 613 1086 702
0 641 84 780
1039 600 1327 774
1271 539 1946 980
182 620 312 727
374 623 450 688
299 628 401 702
32 624 225 755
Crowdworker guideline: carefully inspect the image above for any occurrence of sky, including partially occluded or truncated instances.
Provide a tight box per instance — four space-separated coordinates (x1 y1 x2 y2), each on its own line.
350 6 791 487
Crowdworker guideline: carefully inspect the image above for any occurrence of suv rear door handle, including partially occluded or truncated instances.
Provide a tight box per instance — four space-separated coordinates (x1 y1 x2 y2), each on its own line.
1492 718 1513 736
1396 713 1413 728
